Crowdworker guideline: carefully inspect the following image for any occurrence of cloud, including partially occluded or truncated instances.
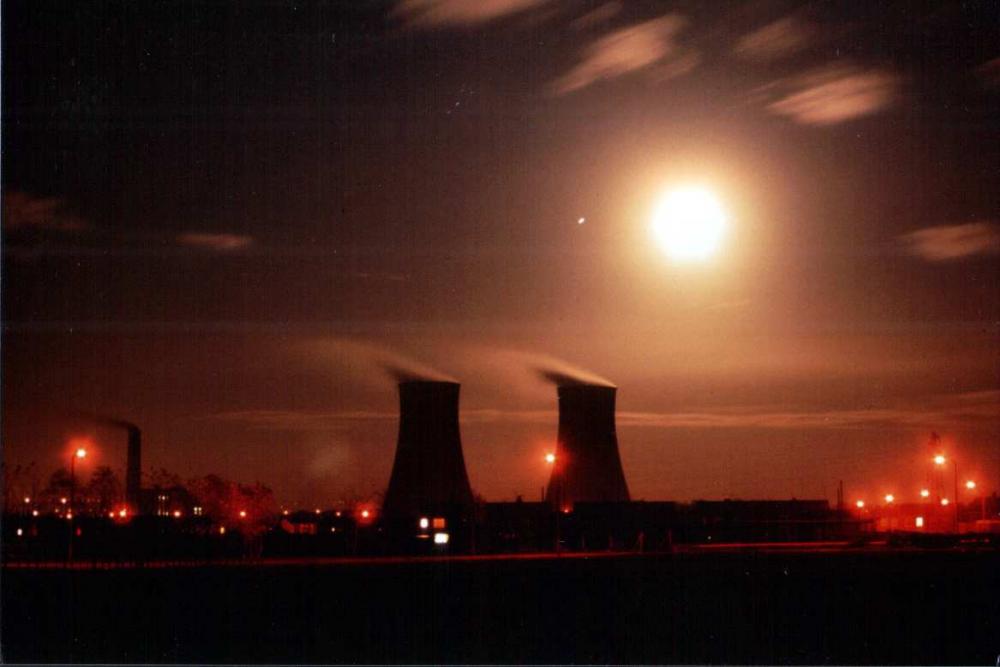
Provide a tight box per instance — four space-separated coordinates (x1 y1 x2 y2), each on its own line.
394 0 551 27
550 14 697 96
2 191 88 231
213 391 1000 433
765 65 898 125
176 232 254 252
976 55 1000 89
734 17 811 62
569 2 622 31
898 222 1000 262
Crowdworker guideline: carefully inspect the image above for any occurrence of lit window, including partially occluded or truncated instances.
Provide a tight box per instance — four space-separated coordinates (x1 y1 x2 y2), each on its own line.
433 532 449 545
915 516 924 528
16 528 23 537
432 517 446 529
419 517 429 529
193 506 203 516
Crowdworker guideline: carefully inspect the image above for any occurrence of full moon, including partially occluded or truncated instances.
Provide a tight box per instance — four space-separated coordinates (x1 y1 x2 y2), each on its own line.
651 186 728 262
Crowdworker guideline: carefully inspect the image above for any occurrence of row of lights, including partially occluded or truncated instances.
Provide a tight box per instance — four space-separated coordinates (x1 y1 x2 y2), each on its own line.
854 453 978 509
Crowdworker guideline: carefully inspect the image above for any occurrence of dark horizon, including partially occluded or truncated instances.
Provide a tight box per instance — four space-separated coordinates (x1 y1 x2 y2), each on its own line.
4 0 999 510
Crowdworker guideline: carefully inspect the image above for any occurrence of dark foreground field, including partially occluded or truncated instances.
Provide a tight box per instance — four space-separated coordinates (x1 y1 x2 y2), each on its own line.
4 549 1000 664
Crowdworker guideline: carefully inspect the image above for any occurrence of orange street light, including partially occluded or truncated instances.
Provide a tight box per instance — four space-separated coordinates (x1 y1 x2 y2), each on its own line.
933 454 946 465
75 447 87 459
545 452 556 464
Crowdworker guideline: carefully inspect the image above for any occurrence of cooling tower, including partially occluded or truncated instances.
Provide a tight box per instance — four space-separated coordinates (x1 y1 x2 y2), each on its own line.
125 425 142 510
546 384 630 509
382 381 475 518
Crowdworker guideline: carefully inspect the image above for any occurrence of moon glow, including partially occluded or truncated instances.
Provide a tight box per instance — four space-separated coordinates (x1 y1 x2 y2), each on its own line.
651 186 728 262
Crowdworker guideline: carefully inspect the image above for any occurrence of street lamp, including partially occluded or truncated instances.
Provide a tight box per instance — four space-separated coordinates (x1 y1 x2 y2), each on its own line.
884 494 895 504
545 452 556 465
920 488 930 498
70 446 87 514
68 445 87 562
934 454 959 532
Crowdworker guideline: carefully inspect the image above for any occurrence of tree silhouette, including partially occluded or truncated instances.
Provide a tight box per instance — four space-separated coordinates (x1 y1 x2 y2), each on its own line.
87 466 122 513
43 468 73 497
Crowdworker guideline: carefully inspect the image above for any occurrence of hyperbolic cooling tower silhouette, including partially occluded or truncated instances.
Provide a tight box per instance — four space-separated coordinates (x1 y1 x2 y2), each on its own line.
382 381 474 518
546 384 630 509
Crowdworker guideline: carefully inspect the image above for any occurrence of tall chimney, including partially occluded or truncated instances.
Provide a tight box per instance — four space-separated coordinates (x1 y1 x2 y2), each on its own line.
125 425 142 510
546 384 630 509
382 381 474 518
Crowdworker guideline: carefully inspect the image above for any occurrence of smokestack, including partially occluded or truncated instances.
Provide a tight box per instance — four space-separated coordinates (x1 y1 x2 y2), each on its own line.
74 414 142 512
546 384 630 509
125 425 141 510
382 381 474 518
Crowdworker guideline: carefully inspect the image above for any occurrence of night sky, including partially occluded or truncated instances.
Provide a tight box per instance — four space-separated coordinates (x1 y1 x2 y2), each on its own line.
4 0 999 508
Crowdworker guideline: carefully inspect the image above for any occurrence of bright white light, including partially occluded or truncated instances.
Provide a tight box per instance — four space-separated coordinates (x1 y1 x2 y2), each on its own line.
855 500 865 509
933 454 946 465
965 480 976 490
884 494 894 504
915 516 924 528
434 532 449 545
419 517 429 529
577 217 586 225
940 498 950 506
920 489 930 498
651 186 728 262
17 528 23 537
545 453 556 464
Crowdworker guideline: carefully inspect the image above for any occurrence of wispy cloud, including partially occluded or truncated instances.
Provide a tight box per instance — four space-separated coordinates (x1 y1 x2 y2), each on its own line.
764 65 898 125
734 17 811 62
550 14 697 96
212 391 1000 433
898 222 1000 262
394 0 551 27
569 2 622 31
976 55 1000 89
617 391 1000 430
2 191 88 232
176 232 254 252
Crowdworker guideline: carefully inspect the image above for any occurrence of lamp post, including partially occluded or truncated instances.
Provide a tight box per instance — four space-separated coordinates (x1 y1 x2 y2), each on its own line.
68 446 87 562
934 454 959 532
